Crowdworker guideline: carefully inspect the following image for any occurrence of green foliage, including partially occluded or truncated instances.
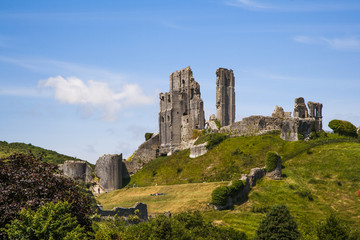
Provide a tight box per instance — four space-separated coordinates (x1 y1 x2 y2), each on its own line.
211 186 229 206
0 153 95 239
214 118 222 129
229 180 245 197
212 180 245 206
255 205 300 240
192 129 202 139
206 134 228 150
265 151 280 172
328 120 358 138
95 211 247 240
194 133 228 146
0 141 84 165
145 132 154 141
5 201 87 240
316 213 350 240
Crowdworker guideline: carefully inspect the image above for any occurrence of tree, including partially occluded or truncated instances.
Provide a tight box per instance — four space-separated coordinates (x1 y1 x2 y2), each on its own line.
5 201 87 240
255 205 300 240
316 213 349 240
0 153 95 239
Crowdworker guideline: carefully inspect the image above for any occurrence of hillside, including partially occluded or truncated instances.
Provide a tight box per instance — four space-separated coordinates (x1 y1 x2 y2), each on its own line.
128 132 360 186
97 133 360 238
0 141 84 165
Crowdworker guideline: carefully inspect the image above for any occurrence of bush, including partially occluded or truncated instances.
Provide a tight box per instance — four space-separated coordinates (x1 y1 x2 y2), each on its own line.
214 118 222 129
5 201 87 240
316 213 350 240
228 180 245 197
211 186 229 206
206 134 228 150
328 120 358 138
0 154 95 239
265 151 280 172
255 205 300 240
145 133 154 141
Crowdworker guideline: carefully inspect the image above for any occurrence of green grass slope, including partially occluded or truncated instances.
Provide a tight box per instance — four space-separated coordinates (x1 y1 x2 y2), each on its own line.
128 132 359 187
0 141 83 164
98 137 360 238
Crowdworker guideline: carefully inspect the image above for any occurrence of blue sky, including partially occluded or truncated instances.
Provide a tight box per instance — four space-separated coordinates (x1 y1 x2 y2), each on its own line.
0 0 359 164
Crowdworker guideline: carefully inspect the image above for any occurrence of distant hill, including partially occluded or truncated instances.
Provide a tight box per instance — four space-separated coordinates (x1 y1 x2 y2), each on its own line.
98 132 360 238
0 141 83 165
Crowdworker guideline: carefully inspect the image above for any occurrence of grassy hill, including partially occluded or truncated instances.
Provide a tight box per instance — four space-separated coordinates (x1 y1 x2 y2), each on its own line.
97 133 360 239
0 141 83 165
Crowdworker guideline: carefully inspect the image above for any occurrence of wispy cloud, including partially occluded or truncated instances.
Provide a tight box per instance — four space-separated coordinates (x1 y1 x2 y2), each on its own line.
38 76 155 121
0 56 124 82
294 36 360 51
225 0 271 10
225 0 360 11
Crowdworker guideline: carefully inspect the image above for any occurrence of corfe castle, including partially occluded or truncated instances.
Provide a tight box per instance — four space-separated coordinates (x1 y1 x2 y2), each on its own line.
60 66 323 193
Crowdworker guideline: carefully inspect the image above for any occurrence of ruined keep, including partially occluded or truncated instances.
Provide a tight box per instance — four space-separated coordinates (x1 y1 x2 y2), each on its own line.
308 101 323 132
159 67 205 154
95 154 123 192
216 68 235 127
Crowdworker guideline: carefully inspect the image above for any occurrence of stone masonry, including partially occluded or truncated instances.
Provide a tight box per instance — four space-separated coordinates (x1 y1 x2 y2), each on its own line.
95 154 123 192
216 68 235 127
159 67 205 154
59 160 93 183
307 101 323 132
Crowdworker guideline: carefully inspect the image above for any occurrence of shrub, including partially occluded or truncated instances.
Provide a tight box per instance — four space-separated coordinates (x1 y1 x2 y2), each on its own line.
211 186 229 206
265 151 280 172
328 120 358 138
316 213 350 240
5 201 87 240
145 133 154 141
206 134 228 150
255 205 300 240
228 180 245 197
214 119 222 129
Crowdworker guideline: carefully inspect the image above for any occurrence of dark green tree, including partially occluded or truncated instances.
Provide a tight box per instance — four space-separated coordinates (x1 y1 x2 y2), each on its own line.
255 205 300 240
0 153 94 239
5 201 87 240
316 213 349 240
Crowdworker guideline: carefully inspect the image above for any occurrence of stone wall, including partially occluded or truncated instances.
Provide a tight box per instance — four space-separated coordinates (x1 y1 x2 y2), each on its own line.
97 202 148 220
59 160 93 183
189 142 207 158
124 134 160 176
95 154 123 192
216 68 235 127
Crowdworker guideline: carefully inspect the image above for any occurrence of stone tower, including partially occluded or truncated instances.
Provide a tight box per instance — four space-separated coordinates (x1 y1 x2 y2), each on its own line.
95 154 123 191
159 67 205 153
216 68 235 127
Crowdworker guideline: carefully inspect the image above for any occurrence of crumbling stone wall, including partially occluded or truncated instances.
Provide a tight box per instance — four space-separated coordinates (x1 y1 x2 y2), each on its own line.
95 154 123 192
97 202 148 220
216 68 235 127
307 101 323 132
159 67 205 154
124 134 160 176
293 97 309 118
59 160 93 183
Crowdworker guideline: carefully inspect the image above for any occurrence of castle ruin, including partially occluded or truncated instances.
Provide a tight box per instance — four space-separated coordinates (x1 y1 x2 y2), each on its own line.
216 68 235 127
159 67 205 154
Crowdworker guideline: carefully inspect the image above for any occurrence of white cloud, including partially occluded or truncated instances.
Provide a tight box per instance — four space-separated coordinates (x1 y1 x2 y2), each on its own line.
294 36 360 51
38 76 155 121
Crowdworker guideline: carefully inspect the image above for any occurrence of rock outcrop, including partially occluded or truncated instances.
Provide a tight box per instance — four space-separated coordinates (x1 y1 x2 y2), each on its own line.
189 142 207 158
